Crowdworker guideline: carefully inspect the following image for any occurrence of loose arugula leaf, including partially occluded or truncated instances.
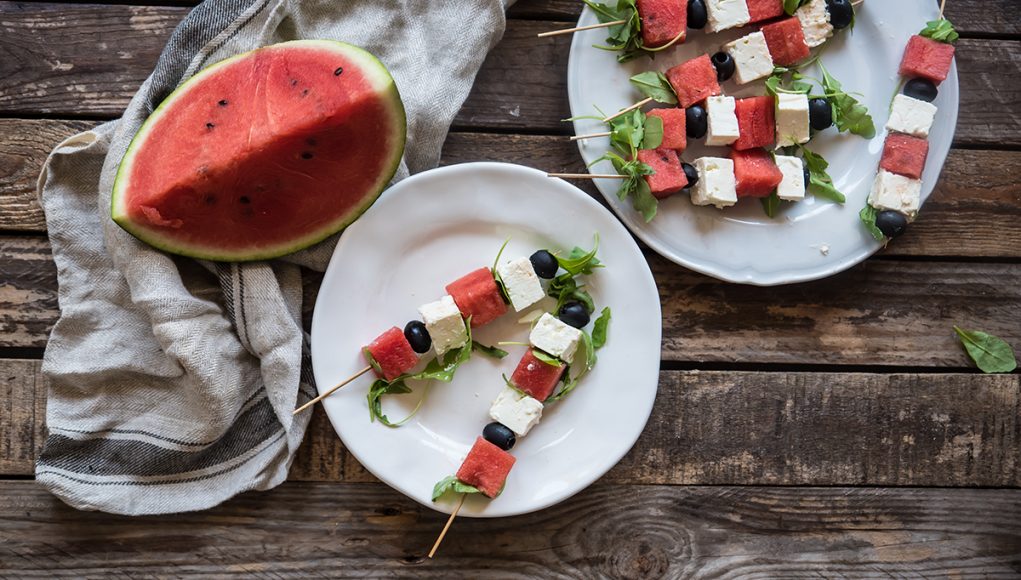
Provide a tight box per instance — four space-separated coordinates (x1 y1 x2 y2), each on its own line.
641 114 664 150
629 71 678 105
920 18 959 44
859 205 886 241
796 144 846 204
366 378 415 427
818 61 876 138
761 191 782 218
531 348 564 367
556 237 602 275
472 341 508 359
953 326 1017 374
432 476 483 501
592 307 611 349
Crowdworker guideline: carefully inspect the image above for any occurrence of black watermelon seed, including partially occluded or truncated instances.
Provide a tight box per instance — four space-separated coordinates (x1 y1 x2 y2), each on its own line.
301 151 314 160
239 196 251 204
218 99 228 106
301 89 309 96
334 67 343 76
290 79 298 87
205 122 215 129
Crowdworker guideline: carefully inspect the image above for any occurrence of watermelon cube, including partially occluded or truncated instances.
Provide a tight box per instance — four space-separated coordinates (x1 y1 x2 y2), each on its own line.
647 108 687 151
456 437 516 498
364 327 418 381
880 133 929 180
760 18 810 66
899 35 956 84
733 96 776 151
511 350 566 401
666 54 722 108
637 148 688 199
732 149 783 198
446 268 507 328
747 0 784 23
637 0 687 48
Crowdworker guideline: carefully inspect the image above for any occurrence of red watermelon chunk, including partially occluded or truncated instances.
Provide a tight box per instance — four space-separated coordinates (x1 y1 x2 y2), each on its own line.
899 35 955 84
364 327 418 381
747 0 784 23
734 96 776 151
732 149 783 198
880 133 929 180
666 55 721 108
637 0 687 48
760 18 810 66
456 437 516 498
647 108 687 151
511 350 566 401
637 148 688 199
446 267 507 328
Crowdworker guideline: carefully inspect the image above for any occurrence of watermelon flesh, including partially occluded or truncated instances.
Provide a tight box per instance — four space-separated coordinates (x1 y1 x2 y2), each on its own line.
734 96 776 151
446 268 507 328
364 327 419 381
747 0 785 23
456 437 516 498
881 133 929 180
647 108 687 151
637 0 687 48
112 40 406 261
511 350 566 401
899 35 955 84
760 18 810 66
666 55 721 108
638 148 688 199
732 149 783 198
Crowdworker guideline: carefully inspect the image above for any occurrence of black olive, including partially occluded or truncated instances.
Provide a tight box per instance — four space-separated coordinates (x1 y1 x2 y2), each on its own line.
529 250 559 279
809 98 833 131
483 422 516 451
559 301 590 329
875 210 908 239
681 162 699 190
687 0 708 30
903 78 938 103
803 163 811 188
826 0 854 29
686 105 708 139
403 320 432 354
711 51 736 82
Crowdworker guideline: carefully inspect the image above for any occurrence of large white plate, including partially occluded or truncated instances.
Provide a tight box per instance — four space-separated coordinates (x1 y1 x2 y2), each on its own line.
568 0 959 285
311 162 661 517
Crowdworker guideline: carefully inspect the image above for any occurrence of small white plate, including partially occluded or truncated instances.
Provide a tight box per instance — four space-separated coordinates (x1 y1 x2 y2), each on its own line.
568 1 959 285
311 162 661 517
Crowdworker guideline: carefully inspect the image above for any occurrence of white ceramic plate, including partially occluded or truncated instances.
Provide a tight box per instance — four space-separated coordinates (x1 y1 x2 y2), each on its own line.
568 1 959 285
311 162 661 517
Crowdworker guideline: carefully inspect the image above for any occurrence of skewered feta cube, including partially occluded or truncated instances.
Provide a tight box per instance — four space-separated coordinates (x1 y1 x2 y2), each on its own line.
529 313 582 364
705 96 740 146
691 157 738 208
776 93 811 146
418 295 468 356
775 155 806 201
706 0 751 33
489 386 544 436
724 32 775 84
796 0 833 48
497 257 545 312
868 169 921 218
886 94 938 138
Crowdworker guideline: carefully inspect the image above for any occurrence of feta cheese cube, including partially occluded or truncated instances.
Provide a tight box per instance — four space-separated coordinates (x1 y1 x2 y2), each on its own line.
796 0 834 48
418 295 468 356
886 94 938 138
489 386 544 436
724 32 775 85
496 257 545 312
706 0 751 33
775 155 806 201
529 313 582 364
691 157 738 209
868 169 921 218
776 93 811 146
705 96 740 146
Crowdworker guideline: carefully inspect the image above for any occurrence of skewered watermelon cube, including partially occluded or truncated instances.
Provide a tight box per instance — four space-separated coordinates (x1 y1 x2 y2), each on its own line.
511 350 566 401
637 148 688 199
880 133 929 180
734 96 776 151
760 18 810 66
647 108 687 151
747 0 784 23
637 0 687 48
364 327 419 381
899 35 956 84
732 149 783 198
666 54 722 108
456 437 516 498
446 267 507 328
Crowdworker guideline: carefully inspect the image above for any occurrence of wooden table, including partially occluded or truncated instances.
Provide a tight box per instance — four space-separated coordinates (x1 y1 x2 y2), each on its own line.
2 1 1020 576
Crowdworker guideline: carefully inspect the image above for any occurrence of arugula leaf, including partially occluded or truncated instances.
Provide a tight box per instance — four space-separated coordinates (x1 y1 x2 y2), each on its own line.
592 307 611 349
596 150 659 222
362 348 382 376
366 378 416 427
920 18 959 44
953 326 1017 374
491 238 511 303
859 205 886 241
555 237 602 275
583 0 651 63
629 71 678 105
641 114 664 150
765 69 812 98
432 476 483 501
761 191 782 218
795 145 846 204
608 109 650 153
531 348 564 367
818 61 876 139
783 0 809 16
472 341 508 359
545 332 597 404
547 238 602 313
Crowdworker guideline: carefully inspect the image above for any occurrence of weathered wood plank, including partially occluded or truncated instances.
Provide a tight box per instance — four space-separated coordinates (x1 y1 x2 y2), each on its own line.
0 236 57 350
0 359 46 476
0 4 1018 146
1 481 1019 577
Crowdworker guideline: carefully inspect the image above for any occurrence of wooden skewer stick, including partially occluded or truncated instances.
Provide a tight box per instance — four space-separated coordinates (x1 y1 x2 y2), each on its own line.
938 0 946 17
292 365 372 415
570 131 612 141
603 97 653 123
428 494 466 559
547 173 628 180
537 20 626 38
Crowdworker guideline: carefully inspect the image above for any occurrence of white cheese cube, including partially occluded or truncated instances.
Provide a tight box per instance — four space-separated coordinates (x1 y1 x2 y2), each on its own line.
705 96 740 147
868 170 921 218
796 0 834 48
418 295 467 356
497 257 545 312
775 155 806 201
886 94 938 138
691 157 738 209
776 93 811 146
706 0 750 33
724 32 774 85
529 313 582 364
489 386 544 436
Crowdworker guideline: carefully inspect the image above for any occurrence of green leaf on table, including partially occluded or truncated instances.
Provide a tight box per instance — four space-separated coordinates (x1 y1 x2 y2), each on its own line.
366 377 415 427
629 71 678 105
859 205 886 241
472 341 508 359
953 326 1018 374
920 18 959 44
818 61 876 139
761 191 782 218
592 307 612 349
432 476 483 501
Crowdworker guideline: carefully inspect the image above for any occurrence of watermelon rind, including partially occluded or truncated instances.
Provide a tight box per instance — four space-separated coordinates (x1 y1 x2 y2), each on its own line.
111 40 407 262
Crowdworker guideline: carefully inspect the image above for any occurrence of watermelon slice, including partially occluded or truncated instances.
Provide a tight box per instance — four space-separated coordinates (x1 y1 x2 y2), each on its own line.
111 40 406 261
881 133 929 180
446 268 507 328
511 350 566 401
734 96 776 151
747 0 785 23
899 35 955 84
760 18 810 66
637 0 687 48
647 108 687 151
637 148 688 199
665 55 721 108
364 327 418 381
732 149 783 198
456 437 516 498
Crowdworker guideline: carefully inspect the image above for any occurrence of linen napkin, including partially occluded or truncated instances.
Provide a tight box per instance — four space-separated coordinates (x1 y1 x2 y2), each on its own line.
36 0 510 515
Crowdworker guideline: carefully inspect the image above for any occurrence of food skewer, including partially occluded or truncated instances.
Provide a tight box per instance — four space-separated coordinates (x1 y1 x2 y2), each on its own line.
428 494 465 558
537 19 627 38
292 365 372 415
570 131 611 141
547 173 627 179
